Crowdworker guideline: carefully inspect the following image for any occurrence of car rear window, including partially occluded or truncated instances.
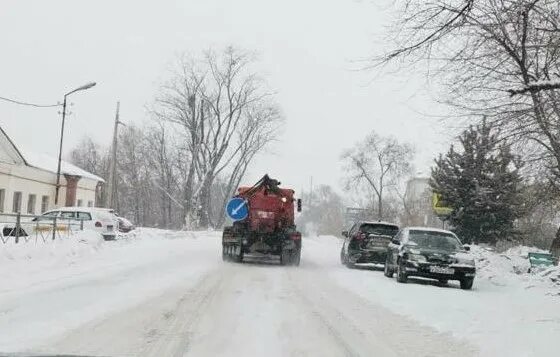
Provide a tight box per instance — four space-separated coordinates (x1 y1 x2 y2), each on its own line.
96 211 114 221
359 224 399 237
408 230 462 251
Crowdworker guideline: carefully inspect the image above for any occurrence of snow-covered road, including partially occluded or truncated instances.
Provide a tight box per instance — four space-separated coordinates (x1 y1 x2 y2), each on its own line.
1 229 559 356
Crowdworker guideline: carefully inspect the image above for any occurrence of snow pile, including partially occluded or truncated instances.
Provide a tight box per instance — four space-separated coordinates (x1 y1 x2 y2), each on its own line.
0 228 222 352
0 229 105 266
469 244 560 293
117 227 217 241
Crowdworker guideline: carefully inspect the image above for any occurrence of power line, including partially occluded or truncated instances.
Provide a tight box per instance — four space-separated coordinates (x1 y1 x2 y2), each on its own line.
0 96 60 108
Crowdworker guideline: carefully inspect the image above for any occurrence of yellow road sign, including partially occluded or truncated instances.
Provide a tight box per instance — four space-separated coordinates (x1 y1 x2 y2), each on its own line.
432 193 453 216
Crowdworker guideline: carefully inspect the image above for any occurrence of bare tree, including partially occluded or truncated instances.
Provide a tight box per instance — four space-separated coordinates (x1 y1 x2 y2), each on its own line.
341 131 413 219
143 121 181 228
69 137 108 178
296 185 346 236
69 136 109 206
377 0 560 187
152 46 283 228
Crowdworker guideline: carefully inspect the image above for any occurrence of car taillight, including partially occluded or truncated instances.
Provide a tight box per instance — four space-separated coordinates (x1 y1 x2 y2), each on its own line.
95 221 102 228
355 232 366 240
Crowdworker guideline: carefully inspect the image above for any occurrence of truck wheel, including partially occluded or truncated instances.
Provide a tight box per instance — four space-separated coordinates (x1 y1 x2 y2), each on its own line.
280 249 291 266
235 245 244 263
291 250 301 266
460 277 474 290
396 260 408 283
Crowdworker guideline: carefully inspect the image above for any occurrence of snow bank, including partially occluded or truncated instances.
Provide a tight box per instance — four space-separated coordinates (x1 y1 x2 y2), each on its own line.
0 228 222 351
0 230 104 268
470 244 560 294
0 227 217 294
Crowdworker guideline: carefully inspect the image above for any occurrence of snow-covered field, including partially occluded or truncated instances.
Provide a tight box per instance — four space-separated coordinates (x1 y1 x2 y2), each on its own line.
0 229 559 356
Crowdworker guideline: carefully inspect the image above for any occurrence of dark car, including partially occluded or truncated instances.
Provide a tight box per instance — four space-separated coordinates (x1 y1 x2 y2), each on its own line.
340 221 399 268
384 227 476 290
116 216 135 233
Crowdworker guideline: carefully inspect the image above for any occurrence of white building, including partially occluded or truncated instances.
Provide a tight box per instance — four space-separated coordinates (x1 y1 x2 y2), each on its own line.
404 175 440 227
405 176 431 202
0 127 104 215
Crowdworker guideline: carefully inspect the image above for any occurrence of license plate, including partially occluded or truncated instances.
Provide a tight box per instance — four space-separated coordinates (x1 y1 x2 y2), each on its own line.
367 240 389 248
429 266 454 275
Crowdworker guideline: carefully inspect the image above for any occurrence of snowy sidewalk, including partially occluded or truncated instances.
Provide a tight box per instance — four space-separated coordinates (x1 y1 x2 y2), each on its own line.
0 228 221 351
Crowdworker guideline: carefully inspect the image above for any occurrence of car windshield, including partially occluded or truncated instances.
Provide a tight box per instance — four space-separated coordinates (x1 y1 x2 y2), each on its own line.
407 230 462 251
360 224 399 237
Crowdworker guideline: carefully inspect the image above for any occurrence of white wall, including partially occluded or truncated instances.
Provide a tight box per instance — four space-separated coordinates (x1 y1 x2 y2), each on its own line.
0 162 97 214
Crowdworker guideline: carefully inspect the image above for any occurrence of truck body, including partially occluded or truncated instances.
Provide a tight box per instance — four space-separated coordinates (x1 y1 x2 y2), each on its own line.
222 175 302 265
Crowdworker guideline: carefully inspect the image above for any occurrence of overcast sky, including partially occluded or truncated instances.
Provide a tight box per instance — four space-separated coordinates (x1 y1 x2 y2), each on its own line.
0 0 454 195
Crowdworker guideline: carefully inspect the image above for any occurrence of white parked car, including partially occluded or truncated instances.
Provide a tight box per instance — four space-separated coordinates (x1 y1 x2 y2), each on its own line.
33 207 118 240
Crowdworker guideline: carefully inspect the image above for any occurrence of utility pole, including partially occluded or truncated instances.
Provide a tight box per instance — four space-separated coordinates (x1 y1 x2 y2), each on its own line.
55 97 68 206
106 101 123 208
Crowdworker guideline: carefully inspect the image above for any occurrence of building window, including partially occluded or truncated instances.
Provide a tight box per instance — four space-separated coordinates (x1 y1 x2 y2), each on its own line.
12 192 22 213
87 200 94 208
41 195 49 213
27 194 36 214
77 199 83 207
0 189 5 213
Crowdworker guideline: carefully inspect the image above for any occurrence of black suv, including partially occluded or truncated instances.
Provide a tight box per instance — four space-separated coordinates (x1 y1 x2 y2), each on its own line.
340 221 399 267
384 227 476 290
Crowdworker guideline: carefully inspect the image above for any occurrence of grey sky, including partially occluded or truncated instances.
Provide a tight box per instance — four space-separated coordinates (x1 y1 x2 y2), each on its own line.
0 0 453 194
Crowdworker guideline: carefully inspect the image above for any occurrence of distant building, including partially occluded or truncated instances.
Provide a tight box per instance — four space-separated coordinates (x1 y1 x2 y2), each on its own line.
406 176 430 202
0 127 104 214
404 175 440 227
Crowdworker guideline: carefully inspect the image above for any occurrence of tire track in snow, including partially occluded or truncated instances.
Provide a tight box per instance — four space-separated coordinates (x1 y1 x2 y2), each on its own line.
286 260 477 357
141 269 226 357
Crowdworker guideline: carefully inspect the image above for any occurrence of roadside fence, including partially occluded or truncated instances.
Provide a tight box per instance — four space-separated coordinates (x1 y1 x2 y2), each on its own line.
0 212 85 244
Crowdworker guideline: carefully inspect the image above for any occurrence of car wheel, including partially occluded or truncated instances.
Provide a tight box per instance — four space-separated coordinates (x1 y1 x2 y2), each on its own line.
438 279 448 286
383 261 393 278
460 277 474 290
396 260 408 283
340 249 346 265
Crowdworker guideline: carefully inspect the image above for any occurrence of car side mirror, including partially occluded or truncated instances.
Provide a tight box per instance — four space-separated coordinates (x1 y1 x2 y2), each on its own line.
297 198 302 212
391 238 400 245
342 231 348 237
463 245 471 251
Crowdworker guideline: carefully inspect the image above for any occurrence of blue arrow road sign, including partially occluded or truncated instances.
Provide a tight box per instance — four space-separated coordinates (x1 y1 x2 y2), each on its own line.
226 198 249 221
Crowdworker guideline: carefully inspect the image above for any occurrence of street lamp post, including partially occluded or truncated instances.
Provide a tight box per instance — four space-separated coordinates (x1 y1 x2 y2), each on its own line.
54 82 96 206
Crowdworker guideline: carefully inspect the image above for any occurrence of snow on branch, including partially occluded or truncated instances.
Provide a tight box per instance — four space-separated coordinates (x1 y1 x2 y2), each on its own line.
508 80 560 96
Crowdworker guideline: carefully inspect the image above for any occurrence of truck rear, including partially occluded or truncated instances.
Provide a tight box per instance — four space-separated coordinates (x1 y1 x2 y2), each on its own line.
222 175 302 266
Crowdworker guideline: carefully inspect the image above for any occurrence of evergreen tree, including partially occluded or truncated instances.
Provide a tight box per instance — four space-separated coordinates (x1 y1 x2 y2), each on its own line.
430 121 523 244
